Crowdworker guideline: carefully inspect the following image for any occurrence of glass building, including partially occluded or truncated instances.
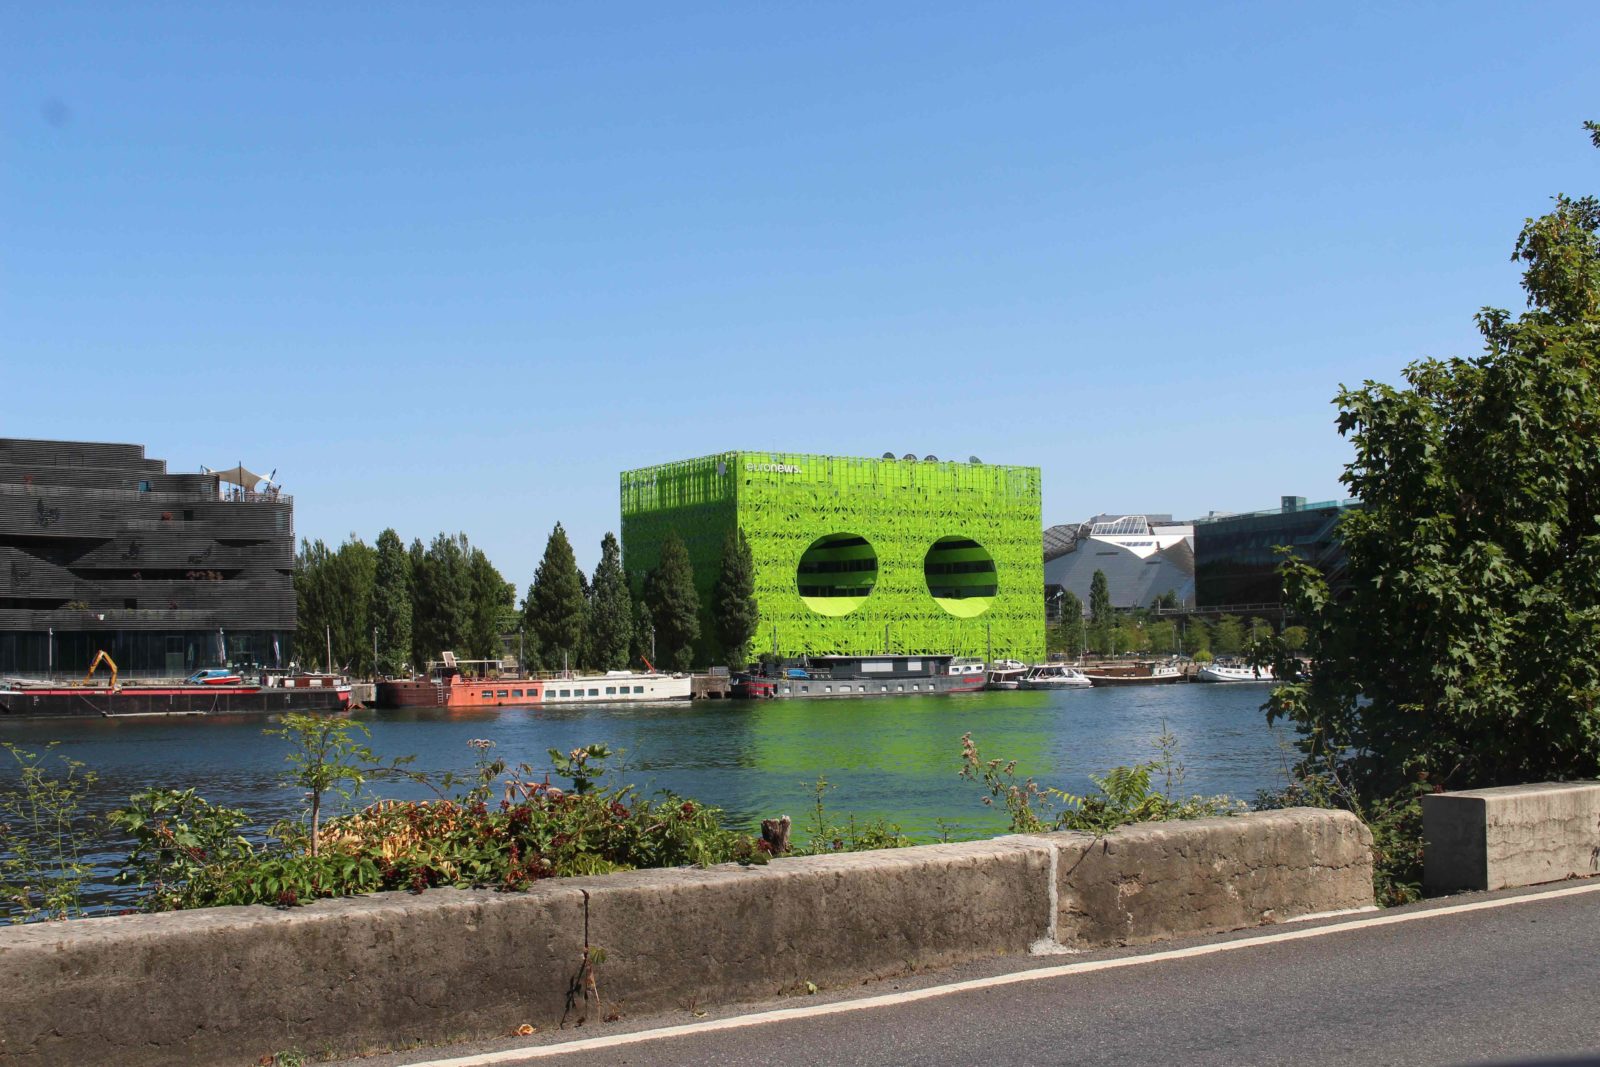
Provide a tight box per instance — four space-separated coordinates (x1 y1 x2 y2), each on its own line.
0 438 294 677
1192 496 1358 610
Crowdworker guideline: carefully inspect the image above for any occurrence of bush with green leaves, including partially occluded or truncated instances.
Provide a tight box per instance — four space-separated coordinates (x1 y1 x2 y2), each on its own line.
959 729 1241 835
1261 122 1600 901
1 742 97 923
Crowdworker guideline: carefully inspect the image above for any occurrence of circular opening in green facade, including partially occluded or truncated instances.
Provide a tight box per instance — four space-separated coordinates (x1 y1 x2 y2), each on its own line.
924 536 997 618
797 533 878 616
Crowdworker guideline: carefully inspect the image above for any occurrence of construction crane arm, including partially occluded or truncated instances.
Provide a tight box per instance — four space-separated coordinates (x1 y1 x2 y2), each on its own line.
80 650 119 690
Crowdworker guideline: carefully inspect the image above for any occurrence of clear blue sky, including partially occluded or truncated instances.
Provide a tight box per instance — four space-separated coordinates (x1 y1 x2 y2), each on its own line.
4 3 1596 582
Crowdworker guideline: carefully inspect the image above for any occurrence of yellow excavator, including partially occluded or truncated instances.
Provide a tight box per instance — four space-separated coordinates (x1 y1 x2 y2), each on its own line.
79 649 119 691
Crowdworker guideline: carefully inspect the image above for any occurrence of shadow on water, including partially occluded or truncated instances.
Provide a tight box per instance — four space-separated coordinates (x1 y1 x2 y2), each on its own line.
1 684 1298 907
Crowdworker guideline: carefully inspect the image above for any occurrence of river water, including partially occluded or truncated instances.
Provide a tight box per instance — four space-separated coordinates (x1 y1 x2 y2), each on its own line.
1 683 1298 909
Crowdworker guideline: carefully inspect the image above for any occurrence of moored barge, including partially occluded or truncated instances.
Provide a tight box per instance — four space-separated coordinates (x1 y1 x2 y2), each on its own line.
0 677 351 718
731 654 987 699
375 653 691 709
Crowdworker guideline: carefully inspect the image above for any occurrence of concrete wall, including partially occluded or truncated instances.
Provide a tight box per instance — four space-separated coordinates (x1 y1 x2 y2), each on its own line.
1423 781 1600 894
0 808 1371 1067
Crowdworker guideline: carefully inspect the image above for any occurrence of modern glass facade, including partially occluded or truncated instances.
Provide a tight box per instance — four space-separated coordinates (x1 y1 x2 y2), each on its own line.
0 438 295 677
1192 498 1358 609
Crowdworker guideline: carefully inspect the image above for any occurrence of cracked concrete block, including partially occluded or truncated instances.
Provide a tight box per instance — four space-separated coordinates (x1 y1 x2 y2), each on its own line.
1423 782 1600 893
1037 808 1374 948
0 885 587 1067
577 837 1056 1015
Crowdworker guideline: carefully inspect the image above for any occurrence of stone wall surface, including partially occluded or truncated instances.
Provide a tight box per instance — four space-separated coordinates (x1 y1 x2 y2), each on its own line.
0 809 1372 1067
1423 781 1600 894
1041 809 1374 947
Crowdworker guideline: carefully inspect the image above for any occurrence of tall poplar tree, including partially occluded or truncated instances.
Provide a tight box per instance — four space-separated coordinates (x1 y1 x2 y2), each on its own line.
411 533 470 666
369 528 412 676
464 544 514 661
586 532 633 671
1088 569 1113 654
644 530 700 671
526 522 586 672
711 527 758 668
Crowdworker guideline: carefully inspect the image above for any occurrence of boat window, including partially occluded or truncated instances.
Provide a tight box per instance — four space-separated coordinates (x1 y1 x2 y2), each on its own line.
512 689 523 698
588 688 599 696
481 690 493 699
880 685 887 692
634 685 644 693
897 685 904 692
559 689 570 697
802 685 809 693
824 686 832 693
497 690 509 698
605 686 616 694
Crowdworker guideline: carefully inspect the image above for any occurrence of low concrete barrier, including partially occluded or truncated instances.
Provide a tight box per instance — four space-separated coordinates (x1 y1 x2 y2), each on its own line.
0 808 1371 1066
1423 781 1600 894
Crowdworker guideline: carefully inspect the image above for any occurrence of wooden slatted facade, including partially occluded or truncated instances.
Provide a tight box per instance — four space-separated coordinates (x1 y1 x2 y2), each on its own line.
0 438 295 677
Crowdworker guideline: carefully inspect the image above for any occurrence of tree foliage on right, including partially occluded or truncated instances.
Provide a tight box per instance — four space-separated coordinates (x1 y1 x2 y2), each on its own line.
1270 124 1600 799
644 530 700 671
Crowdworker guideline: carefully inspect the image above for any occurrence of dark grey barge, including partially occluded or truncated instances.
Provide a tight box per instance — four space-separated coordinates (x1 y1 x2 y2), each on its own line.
730 654 986 699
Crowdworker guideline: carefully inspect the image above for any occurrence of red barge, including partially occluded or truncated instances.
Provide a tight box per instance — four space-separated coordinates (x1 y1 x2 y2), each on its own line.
0 655 351 718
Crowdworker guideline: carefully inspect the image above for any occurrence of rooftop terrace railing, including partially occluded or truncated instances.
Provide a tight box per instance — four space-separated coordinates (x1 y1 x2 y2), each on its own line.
1192 498 1360 525
0 480 291 507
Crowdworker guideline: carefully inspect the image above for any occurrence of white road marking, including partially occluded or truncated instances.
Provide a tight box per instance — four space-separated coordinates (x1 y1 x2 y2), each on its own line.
399 880 1600 1066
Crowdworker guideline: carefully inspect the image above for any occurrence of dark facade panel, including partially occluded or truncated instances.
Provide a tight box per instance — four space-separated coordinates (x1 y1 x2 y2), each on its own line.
1193 502 1356 609
0 438 295 676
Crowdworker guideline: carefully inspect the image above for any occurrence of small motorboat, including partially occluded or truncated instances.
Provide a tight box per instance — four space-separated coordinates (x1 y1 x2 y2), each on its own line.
1019 664 1092 690
986 659 1028 690
1194 661 1277 683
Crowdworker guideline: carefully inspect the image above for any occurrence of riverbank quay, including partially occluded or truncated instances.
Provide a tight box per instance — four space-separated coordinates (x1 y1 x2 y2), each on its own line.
0 808 1370 1067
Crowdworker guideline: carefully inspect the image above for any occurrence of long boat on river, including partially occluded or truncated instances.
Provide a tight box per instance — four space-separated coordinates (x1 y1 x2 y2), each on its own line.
730 654 987 699
0 673 352 718
375 653 692 709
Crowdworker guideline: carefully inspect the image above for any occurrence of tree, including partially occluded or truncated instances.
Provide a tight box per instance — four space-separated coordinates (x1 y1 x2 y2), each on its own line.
294 535 376 673
711 528 758 668
1146 618 1177 657
644 530 700 671
464 545 513 661
586 532 634 671
411 533 470 668
369 528 412 676
526 523 586 672
1211 614 1245 655
1270 123 1600 798
1184 616 1212 656
1088 570 1113 654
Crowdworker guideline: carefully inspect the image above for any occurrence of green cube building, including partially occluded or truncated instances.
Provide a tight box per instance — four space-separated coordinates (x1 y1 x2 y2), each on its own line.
620 451 1045 664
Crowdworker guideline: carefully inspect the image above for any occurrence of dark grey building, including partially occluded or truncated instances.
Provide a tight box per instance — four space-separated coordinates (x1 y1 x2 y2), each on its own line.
1193 495 1357 611
0 438 294 677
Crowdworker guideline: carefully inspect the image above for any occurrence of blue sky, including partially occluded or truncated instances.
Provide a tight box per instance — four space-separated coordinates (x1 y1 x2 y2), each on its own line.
4 3 1597 580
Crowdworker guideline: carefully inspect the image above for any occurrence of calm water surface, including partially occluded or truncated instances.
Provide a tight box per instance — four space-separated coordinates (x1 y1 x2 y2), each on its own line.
2 684 1297 907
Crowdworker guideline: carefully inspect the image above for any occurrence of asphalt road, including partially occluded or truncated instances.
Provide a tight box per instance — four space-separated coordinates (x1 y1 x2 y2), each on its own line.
358 883 1600 1067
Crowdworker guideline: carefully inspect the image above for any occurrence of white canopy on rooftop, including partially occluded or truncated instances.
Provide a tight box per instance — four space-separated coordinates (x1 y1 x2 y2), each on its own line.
212 464 267 488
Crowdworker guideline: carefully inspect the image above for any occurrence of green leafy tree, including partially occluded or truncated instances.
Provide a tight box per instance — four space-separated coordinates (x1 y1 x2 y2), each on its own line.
1280 625 1309 652
464 545 513 661
1185 616 1212 656
369 528 412 676
294 536 377 673
1211 614 1245 655
1267 125 1600 903
644 530 700 671
525 522 587 671
1146 618 1178 657
1088 569 1113 654
586 532 634 671
411 533 471 667
711 527 759 668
